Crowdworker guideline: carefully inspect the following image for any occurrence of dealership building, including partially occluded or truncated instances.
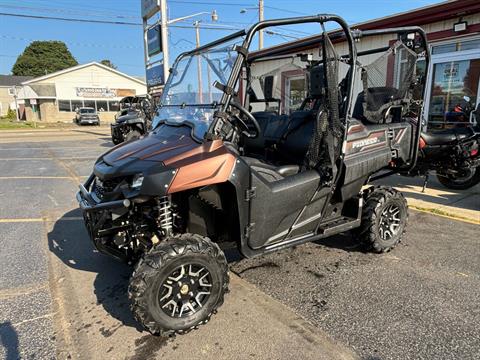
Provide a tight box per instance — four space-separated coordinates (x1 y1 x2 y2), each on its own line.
249 0 480 130
17 62 147 123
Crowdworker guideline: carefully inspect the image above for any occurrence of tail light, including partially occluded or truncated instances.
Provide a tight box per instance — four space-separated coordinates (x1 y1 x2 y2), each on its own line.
419 137 426 149
471 149 478 157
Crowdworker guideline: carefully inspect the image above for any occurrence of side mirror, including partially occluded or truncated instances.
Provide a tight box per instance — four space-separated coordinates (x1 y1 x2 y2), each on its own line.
263 75 274 100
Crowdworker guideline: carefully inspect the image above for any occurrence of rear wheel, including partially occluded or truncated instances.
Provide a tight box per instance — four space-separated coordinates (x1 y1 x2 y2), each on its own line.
436 167 480 190
355 186 408 253
128 234 229 336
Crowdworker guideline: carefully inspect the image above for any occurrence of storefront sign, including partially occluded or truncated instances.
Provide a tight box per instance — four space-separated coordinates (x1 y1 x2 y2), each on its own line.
147 25 162 57
141 0 160 19
76 87 117 98
146 64 164 87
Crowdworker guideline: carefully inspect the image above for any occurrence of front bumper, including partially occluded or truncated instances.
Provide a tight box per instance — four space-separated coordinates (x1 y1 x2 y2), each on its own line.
79 118 100 125
76 175 132 261
76 175 128 213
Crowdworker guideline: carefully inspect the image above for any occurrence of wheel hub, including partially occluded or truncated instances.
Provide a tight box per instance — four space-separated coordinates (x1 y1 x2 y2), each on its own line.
158 264 212 318
179 283 189 295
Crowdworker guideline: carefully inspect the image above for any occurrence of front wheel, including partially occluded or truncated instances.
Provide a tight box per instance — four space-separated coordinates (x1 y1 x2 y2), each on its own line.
436 167 480 190
128 234 229 336
355 186 408 253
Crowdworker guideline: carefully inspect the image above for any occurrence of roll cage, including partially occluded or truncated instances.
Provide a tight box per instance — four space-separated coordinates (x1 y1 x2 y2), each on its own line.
162 15 430 176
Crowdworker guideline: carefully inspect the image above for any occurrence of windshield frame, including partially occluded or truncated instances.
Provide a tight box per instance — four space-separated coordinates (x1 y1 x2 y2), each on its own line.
157 15 358 141
159 29 246 108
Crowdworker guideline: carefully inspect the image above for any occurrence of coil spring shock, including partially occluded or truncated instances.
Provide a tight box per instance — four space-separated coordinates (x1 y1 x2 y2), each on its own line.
157 196 173 236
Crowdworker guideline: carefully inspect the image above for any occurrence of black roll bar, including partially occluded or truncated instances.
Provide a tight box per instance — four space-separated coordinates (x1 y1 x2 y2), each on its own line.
220 14 357 122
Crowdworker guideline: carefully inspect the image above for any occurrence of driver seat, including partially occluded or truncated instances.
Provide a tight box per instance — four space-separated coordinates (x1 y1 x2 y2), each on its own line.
242 157 300 181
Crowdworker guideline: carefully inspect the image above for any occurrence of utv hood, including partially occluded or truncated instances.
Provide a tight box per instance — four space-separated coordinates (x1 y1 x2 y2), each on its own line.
94 124 237 194
104 125 197 164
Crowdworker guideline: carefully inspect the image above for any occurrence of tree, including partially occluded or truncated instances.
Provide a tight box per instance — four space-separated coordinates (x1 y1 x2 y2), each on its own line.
100 59 117 70
12 41 78 77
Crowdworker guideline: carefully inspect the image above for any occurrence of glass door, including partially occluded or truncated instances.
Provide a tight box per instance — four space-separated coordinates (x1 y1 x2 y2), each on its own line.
425 45 480 130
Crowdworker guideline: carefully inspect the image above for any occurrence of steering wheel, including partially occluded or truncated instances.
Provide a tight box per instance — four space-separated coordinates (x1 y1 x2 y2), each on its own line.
229 101 261 139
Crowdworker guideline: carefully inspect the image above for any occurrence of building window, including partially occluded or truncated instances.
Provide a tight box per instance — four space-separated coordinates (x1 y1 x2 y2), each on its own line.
285 75 307 114
58 100 71 112
83 100 95 109
71 100 83 112
96 100 108 112
109 100 120 112
432 39 480 55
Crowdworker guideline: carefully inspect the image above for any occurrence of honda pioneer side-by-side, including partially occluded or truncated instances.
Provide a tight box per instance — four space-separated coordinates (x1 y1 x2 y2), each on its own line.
77 15 430 335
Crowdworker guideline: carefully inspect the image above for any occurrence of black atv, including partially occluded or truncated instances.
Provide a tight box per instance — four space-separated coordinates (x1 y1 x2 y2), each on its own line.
77 15 430 336
111 95 154 144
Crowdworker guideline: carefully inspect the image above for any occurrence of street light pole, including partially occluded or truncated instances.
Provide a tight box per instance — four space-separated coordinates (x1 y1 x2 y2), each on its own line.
160 0 170 82
194 21 203 104
258 0 264 49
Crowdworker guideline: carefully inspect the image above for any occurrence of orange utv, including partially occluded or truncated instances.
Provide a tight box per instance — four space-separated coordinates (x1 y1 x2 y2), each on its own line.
77 14 430 335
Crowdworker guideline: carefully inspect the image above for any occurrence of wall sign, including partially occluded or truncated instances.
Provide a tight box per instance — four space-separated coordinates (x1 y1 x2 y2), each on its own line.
146 64 165 87
76 87 117 98
141 0 160 19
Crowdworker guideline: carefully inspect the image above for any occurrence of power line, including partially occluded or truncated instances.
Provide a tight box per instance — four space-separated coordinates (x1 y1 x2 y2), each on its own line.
263 5 308 16
0 4 138 19
169 1 255 6
1 35 142 50
0 12 242 31
0 12 142 26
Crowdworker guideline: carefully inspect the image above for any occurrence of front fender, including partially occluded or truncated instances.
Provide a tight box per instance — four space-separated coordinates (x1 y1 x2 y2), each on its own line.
165 140 237 194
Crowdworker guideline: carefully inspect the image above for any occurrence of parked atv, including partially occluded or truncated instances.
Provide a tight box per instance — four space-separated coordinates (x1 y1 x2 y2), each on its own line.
408 103 480 190
77 15 430 336
111 95 154 144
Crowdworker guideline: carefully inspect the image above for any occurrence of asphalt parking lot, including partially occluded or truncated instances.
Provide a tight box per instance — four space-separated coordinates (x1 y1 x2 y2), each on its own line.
0 128 479 360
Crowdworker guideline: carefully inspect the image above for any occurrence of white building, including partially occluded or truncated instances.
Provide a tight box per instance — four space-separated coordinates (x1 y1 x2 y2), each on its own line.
18 62 147 123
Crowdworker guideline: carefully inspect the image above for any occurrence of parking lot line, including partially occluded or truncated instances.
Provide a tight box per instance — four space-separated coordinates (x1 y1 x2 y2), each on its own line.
0 176 74 180
0 217 83 223
0 146 99 150
0 157 97 161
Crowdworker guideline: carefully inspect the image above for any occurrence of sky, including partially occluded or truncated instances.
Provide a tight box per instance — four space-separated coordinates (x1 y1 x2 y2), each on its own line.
0 0 442 77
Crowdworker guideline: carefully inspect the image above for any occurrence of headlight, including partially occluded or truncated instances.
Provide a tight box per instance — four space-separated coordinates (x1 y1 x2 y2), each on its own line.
131 174 144 189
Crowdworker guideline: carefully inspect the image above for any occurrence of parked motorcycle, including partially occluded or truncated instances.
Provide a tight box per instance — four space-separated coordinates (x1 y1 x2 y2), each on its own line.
413 102 480 190
111 96 154 144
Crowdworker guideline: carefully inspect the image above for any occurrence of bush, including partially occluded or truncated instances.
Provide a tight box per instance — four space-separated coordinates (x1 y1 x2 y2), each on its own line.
6 108 16 120
1 108 16 120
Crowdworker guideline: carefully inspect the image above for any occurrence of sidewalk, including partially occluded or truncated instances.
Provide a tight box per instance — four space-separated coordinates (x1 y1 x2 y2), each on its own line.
376 175 480 224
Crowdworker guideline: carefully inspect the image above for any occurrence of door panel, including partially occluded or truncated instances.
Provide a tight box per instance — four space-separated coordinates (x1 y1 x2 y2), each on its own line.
247 169 321 249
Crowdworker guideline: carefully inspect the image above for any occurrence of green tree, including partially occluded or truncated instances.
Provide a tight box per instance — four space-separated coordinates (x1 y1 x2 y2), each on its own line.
100 59 117 69
12 41 78 77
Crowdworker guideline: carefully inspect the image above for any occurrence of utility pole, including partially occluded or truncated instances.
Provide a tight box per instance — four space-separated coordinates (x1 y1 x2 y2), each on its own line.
160 0 170 82
258 0 264 49
194 21 203 104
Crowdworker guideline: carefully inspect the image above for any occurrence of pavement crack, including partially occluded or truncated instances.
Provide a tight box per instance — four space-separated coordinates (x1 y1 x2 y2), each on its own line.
12 312 57 327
